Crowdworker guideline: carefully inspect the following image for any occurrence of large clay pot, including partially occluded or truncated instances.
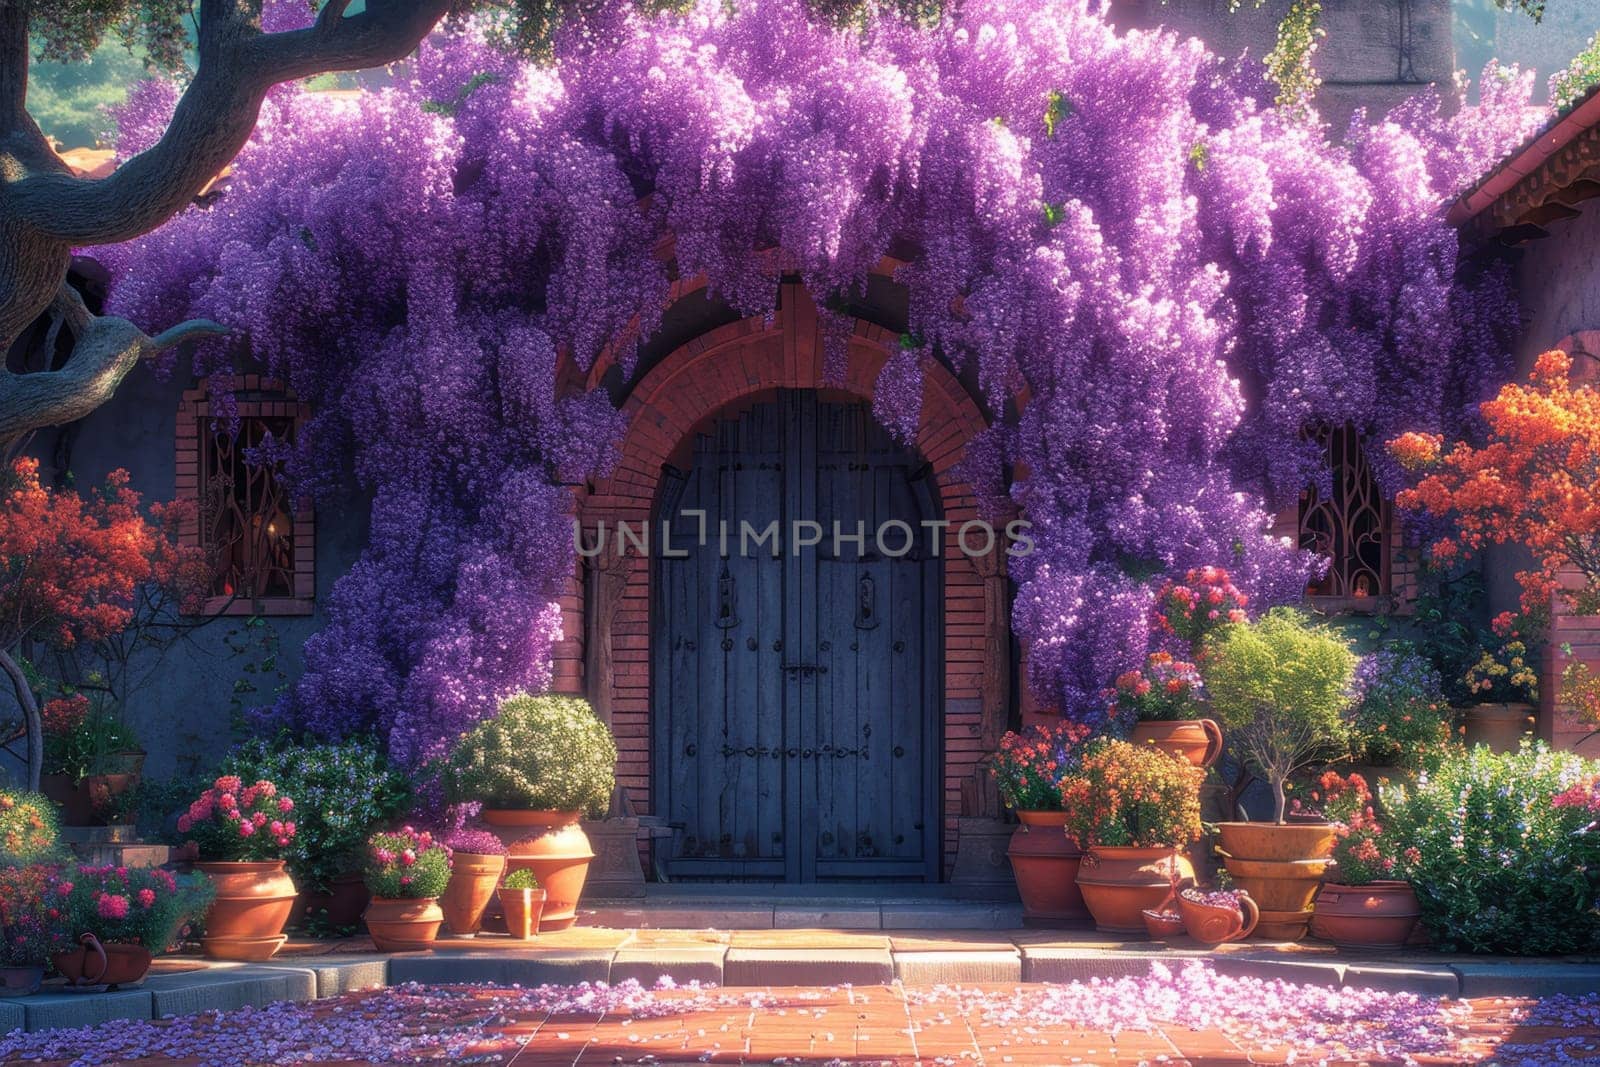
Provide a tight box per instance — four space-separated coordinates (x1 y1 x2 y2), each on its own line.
481 810 594 931
1005 811 1090 926
441 852 507 936
1130 719 1224 768
1310 881 1421 949
1462 703 1535 753
363 896 444 951
51 935 153 989
1215 822 1335 942
0 964 42 997
195 860 297 961
1178 891 1260 945
1075 846 1195 934
500 886 547 940
297 870 370 930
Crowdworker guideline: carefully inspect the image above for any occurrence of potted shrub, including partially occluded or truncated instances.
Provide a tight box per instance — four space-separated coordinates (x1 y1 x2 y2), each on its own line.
989 720 1090 925
38 694 144 827
1203 608 1355 940
1177 887 1259 945
362 827 451 951
0 864 67 996
1059 738 1204 933
443 693 617 931
1343 648 1455 789
49 864 212 989
440 828 507 937
0 787 63 865
1308 772 1420 948
178 774 299 960
222 737 410 932
1114 653 1223 768
1457 611 1539 752
499 868 545 940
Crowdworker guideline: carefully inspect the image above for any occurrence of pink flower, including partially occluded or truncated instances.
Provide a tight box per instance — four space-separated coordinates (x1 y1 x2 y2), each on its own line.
278 797 294 813
97 893 130 919
137 889 156 909
238 821 256 837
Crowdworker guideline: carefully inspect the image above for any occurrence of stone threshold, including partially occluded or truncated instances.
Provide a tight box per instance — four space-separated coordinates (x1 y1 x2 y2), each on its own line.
5 929 1597 1034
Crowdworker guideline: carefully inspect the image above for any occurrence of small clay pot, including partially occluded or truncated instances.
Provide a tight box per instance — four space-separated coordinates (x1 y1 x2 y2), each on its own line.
499 886 547 940
0 964 43 997
364 897 444 951
441 852 507 936
1129 719 1225 768
1006 810 1089 926
1178 891 1260 945
481 810 593 932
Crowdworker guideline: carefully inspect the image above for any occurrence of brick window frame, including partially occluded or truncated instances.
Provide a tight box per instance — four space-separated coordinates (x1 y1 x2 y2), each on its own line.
176 376 315 616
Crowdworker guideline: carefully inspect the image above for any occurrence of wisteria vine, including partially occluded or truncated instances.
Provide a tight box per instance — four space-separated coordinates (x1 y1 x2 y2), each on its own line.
95 0 1545 758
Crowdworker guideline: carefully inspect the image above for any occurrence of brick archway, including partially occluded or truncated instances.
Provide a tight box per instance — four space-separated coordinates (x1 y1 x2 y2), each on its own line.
576 283 1001 877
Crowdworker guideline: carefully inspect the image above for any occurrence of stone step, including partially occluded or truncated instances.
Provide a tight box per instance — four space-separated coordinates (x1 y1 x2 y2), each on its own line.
65 842 170 869
59 824 141 844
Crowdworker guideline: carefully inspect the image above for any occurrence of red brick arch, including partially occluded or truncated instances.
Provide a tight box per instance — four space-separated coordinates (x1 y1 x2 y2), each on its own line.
574 282 999 877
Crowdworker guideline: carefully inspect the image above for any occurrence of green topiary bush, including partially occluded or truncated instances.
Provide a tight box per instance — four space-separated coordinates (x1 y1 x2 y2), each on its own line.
503 868 540 890
444 694 617 816
1383 743 1600 955
1203 608 1356 822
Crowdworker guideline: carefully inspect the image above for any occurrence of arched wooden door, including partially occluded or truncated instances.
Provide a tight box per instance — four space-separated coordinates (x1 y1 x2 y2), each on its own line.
654 390 942 882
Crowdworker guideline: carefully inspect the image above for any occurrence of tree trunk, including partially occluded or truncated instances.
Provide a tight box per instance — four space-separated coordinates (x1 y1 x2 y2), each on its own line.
0 646 41 791
1272 776 1287 824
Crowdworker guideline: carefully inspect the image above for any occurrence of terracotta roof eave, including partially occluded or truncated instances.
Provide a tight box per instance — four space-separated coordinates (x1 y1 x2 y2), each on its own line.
1448 84 1600 228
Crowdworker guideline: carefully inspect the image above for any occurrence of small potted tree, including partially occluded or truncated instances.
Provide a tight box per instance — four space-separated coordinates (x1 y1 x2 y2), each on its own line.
499 868 545 940
1204 608 1356 940
50 865 212 989
443 694 617 931
179 775 299 960
1308 772 1420 948
990 720 1090 925
362 827 451 951
440 828 507 937
1060 738 1204 933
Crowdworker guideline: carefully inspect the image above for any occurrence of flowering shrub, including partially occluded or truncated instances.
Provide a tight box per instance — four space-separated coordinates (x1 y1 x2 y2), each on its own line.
177 775 298 862
53 864 213 950
0 864 69 965
0 788 60 864
40 695 140 784
220 737 409 893
1383 743 1600 954
1347 649 1453 769
1110 652 1207 724
503 868 540 891
1462 610 1540 705
1203 609 1355 822
1319 773 1402 886
1058 739 1205 849
988 719 1088 811
363 828 450 900
1152 568 1249 652
442 828 505 856
444 694 616 815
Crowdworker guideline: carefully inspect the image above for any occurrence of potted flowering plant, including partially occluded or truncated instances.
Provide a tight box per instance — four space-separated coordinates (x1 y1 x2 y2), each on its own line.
443 693 617 931
1345 648 1455 780
988 720 1089 925
1308 772 1420 948
1113 652 1223 768
1059 738 1204 933
178 774 299 960
1458 611 1539 752
38 693 144 826
0 787 62 865
440 828 507 937
362 827 451 951
499 867 545 940
0 864 68 996
49 864 212 989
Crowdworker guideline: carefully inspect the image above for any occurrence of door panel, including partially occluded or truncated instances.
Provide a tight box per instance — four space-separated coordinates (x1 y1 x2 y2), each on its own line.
655 390 939 881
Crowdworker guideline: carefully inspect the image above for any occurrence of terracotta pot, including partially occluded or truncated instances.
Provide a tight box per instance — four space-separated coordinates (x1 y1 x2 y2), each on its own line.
1310 881 1421 949
1075 846 1195 933
1217 856 1330 913
441 852 507 936
1254 908 1314 941
1178 892 1260 945
481 810 594 931
0 964 43 997
41 756 144 827
297 870 370 929
51 935 153 989
1005 811 1090 926
363 896 444 951
1215 822 1334 941
196 860 297 961
1141 908 1186 939
499 886 547 940
41 773 96 826
1462 703 1535 753
1215 822 1336 861
1130 719 1224 768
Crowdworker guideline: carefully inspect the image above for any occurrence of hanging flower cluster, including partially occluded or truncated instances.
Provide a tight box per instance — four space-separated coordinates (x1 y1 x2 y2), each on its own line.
95 0 1542 757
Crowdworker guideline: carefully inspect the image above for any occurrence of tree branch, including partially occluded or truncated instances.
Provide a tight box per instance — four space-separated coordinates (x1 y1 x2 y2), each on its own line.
0 645 41 790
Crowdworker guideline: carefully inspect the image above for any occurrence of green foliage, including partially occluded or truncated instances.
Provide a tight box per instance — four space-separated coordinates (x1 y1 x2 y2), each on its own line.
1551 30 1600 113
1383 743 1600 954
1348 649 1455 770
221 736 411 895
503 867 540 890
444 694 617 815
42 704 139 784
363 829 451 899
1203 608 1355 820
1264 0 1324 120
27 41 152 148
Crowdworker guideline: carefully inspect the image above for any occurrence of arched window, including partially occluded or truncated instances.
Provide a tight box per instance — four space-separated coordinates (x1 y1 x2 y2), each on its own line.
176 378 314 615
1299 422 1391 604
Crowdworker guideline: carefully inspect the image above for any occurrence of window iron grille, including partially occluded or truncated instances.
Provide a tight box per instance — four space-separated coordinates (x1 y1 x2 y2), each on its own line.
198 416 297 600
1299 422 1391 600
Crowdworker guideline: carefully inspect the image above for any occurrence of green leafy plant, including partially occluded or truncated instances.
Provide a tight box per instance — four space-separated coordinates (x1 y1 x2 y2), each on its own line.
363 828 451 900
1551 30 1600 113
1347 649 1454 770
0 787 61 864
40 693 139 783
53 864 213 951
444 694 617 815
1057 738 1206 849
1384 743 1600 954
221 736 411 894
1203 608 1356 822
503 868 540 890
